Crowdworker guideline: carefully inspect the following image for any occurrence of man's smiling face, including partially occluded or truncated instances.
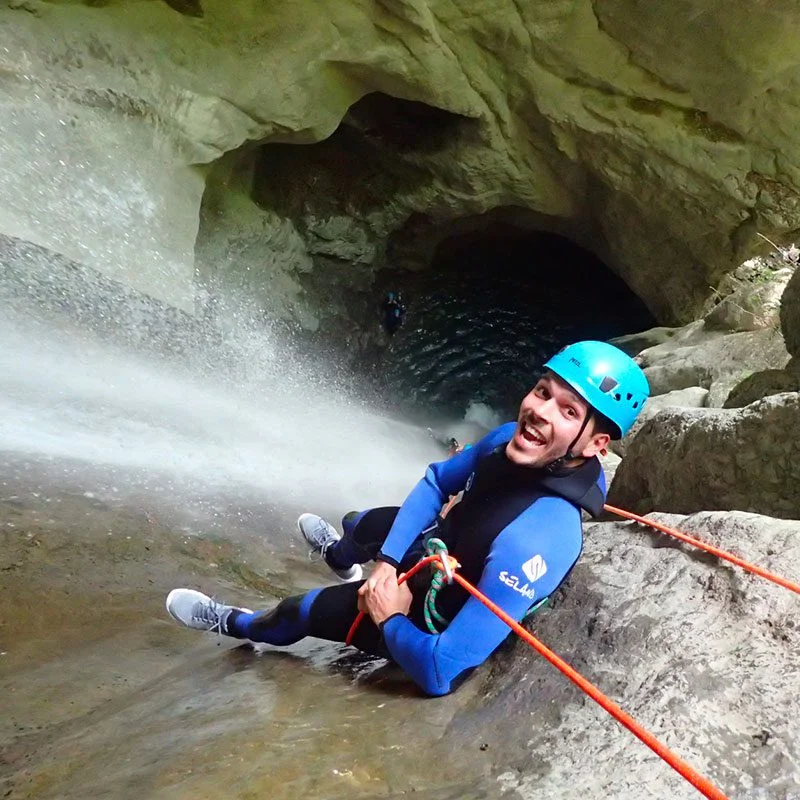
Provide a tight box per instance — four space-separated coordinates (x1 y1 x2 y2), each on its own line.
505 371 608 468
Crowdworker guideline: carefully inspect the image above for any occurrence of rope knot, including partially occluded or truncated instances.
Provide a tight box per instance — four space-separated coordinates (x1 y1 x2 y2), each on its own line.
425 537 459 582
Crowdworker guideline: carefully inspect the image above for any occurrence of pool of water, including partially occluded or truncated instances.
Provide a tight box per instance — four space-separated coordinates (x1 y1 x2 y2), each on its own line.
378 226 655 419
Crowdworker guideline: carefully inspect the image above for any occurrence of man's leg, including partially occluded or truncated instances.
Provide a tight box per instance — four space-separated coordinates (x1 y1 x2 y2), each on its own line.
322 506 400 572
225 589 322 645
302 580 386 656
167 583 386 656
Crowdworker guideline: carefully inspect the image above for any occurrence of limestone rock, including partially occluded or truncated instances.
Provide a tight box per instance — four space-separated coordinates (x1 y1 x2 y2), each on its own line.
193 158 319 328
598 449 622 489
467 509 800 798
704 259 794 332
609 321 709 357
780 261 800 357
636 326 789 404
610 385 708 458
723 368 800 408
4 0 800 322
607 394 800 519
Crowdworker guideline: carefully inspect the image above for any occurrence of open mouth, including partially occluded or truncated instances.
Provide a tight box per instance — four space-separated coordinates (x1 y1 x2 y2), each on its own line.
519 421 547 447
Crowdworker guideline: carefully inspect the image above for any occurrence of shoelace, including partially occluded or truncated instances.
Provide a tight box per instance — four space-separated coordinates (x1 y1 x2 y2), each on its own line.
192 596 228 639
307 520 337 563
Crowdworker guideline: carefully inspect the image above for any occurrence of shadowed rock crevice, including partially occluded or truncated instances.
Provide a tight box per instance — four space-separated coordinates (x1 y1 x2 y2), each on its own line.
251 92 479 219
163 0 203 16
342 92 479 154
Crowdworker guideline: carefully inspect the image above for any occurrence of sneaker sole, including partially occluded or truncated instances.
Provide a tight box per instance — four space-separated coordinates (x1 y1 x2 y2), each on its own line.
336 564 364 583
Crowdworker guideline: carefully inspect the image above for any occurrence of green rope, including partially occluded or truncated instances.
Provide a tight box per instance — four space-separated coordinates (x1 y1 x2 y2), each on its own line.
423 537 451 633
422 536 549 634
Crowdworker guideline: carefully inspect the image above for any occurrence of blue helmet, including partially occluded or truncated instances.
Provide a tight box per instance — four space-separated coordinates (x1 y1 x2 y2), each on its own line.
543 341 649 439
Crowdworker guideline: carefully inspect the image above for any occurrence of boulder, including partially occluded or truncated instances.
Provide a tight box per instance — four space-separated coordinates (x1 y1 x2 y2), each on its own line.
610 385 708 457
635 326 789 404
780 260 800 356
608 393 800 519
464 510 800 798
609 320 712 357
723 368 800 408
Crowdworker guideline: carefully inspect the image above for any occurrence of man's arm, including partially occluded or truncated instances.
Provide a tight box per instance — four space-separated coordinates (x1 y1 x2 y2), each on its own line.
380 497 583 695
376 422 517 567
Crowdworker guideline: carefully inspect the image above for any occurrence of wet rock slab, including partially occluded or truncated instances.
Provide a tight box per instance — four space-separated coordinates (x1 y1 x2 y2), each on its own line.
455 512 800 799
0 470 504 800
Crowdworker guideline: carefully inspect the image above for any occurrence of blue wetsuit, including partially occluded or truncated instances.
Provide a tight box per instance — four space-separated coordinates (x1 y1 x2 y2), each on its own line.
226 423 606 696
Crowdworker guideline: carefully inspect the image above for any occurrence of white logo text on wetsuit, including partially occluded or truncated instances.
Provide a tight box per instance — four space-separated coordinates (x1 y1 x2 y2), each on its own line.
499 555 548 601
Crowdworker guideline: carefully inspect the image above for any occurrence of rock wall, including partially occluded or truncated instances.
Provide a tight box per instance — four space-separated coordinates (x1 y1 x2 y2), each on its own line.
605 247 798 517
461 510 800 798
4 0 800 322
608 393 800 518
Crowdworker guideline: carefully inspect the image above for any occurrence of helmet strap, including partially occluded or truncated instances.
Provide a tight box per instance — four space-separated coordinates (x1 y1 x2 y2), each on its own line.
544 410 593 473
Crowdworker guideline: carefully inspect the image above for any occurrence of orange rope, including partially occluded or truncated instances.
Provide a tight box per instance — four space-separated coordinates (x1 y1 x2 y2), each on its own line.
343 489 799 799
449 569 729 800
603 504 800 596
349 552 728 800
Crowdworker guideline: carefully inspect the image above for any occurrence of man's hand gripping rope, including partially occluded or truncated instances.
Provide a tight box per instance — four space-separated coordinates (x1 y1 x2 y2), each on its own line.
349 545 459 643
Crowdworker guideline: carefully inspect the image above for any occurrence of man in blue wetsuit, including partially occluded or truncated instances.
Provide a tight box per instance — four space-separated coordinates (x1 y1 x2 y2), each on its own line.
166 341 649 696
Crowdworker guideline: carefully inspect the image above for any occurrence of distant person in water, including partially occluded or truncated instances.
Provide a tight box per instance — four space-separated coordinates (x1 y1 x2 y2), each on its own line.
165 341 649 696
427 427 469 457
381 291 406 335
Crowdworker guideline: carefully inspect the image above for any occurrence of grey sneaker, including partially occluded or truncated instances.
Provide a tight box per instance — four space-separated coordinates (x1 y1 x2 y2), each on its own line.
165 588 251 635
297 512 362 583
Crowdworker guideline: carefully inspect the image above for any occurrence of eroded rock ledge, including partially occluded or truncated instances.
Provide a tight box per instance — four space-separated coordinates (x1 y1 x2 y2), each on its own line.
3 0 800 324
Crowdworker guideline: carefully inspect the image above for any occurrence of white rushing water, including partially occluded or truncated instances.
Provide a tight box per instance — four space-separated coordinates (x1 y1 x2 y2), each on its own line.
0 300 441 516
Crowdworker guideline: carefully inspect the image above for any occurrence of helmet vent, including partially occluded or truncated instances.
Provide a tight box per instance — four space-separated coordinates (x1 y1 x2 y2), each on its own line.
614 392 621 401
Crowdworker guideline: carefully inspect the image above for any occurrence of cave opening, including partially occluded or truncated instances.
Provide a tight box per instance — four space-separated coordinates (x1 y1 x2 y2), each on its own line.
377 219 657 421
221 91 658 424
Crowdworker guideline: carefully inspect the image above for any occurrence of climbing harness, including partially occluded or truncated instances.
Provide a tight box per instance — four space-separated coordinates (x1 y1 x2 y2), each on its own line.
348 543 730 800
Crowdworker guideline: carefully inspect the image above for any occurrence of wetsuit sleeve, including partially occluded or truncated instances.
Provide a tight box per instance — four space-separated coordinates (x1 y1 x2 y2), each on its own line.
381 497 582 696
376 422 518 567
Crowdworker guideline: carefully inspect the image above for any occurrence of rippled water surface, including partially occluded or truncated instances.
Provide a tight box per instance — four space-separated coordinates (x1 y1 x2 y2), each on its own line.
381 226 654 418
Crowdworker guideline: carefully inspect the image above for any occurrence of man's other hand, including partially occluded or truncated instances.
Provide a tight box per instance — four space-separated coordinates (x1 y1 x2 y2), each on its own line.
358 566 412 625
357 560 396 613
